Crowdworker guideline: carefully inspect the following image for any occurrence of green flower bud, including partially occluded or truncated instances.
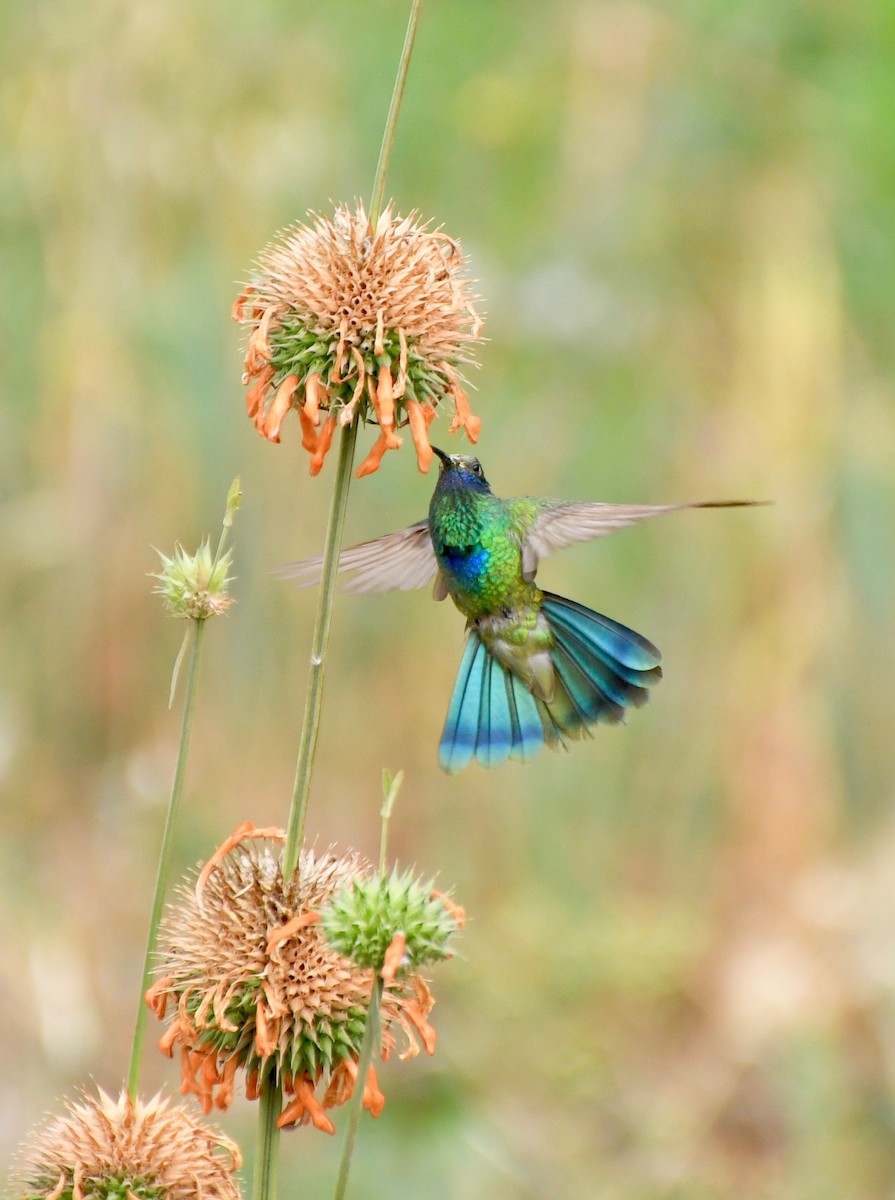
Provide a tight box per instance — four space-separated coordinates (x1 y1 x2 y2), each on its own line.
152 540 233 620
321 868 464 975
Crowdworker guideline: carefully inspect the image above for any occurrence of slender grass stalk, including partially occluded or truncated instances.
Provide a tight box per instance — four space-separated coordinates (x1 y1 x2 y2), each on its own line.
281 0 426 877
282 417 358 877
369 0 425 225
379 768 404 873
333 978 384 1200
252 1064 283 1200
127 617 205 1100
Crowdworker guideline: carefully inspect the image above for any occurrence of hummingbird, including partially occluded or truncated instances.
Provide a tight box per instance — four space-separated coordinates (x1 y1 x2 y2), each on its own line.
285 448 757 773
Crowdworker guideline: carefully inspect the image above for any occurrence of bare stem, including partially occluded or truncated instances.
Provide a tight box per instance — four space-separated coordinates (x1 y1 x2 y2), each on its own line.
333 977 384 1200
127 618 205 1100
369 0 425 225
252 1064 283 1200
282 418 358 877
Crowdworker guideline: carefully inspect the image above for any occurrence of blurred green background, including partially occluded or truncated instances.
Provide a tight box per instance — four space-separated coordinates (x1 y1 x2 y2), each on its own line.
3 0 895 1196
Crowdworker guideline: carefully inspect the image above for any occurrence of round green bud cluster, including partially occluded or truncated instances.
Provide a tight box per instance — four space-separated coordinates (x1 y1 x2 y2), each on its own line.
321 868 463 974
152 540 233 620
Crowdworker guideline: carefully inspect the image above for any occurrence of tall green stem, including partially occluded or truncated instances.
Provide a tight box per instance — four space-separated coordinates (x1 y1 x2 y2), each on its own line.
369 0 425 225
127 618 205 1100
333 978 384 1200
282 418 358 877
252 1065 283 1200
282 0 425 880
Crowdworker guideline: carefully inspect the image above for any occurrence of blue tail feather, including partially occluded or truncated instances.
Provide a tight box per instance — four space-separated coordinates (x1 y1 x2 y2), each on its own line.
543 592 661 671
438 634 485 773
438 593 663 773
506 673 543 763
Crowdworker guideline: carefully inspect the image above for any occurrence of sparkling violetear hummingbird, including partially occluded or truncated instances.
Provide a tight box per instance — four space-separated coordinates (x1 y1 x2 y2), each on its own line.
285 449 757 773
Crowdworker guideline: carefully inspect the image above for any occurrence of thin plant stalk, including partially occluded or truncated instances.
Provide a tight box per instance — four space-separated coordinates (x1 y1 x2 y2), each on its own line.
281 0 426 878
333 978 384 1200
127 618 206 1100
282 417 358 877
252 1064 284 1200
369 0 425 225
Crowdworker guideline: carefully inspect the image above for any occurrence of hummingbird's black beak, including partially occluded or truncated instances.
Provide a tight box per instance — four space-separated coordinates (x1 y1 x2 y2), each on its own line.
431 445 451 467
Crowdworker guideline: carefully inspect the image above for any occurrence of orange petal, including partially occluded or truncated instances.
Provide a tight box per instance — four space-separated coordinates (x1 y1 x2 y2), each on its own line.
145 975 173 1019
299 405 320 453
158 1021 181 1058
254 997 278 1058
196 822 285 906
402 993 437 1056
309 413 337 476
245 1069 260 1101
303 372 321 424
376 365 395 432
190 1057 214 1114
245 366 274 419
231 288 258 323
363 1064 386 1118
431 889 466 930
355 429 391 478
380 932 407 983
406 399 433 473
260 373 299 442
216 1054 238 1110
448 386 481 444
277 1078 336 1134
323 1060 355 1109
267 911 320 955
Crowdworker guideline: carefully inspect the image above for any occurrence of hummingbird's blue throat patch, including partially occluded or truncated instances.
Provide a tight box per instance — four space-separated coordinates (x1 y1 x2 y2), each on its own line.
440 543 489 589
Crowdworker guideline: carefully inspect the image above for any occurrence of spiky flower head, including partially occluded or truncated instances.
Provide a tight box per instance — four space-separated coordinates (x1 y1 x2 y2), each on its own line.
152 540 233 620
148 824 452 1134
12 1088 241 1200
233 204 483 478
322 869 464 974
152 480 241 620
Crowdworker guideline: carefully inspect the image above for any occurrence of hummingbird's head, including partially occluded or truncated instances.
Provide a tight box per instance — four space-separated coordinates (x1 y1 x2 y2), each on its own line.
431 446 492 494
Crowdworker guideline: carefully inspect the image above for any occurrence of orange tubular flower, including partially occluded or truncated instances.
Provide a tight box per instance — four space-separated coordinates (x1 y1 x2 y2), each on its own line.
234 204 483 477
148 826 451 1135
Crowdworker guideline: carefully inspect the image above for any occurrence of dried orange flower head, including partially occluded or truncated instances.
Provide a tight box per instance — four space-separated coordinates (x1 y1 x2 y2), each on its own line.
147 825 441 1134
13 1088 241 1200
233 204 483 478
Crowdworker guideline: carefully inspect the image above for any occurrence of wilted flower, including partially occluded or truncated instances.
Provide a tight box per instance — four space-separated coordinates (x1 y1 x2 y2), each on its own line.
233 204 483 478
12 1088 241 1200
147 824 458 1134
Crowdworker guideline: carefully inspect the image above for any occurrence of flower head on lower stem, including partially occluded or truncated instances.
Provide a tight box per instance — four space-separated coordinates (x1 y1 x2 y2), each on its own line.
147 824 454 1134
12 1089 242 1200
152 540 233 620
233 204 483 478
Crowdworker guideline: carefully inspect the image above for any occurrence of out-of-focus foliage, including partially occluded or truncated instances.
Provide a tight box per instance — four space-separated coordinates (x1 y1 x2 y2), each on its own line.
2 0 894 1196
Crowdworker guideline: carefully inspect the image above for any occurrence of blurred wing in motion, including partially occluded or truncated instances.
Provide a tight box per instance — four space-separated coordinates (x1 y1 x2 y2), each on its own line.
279 520 438 594
522 499 759 580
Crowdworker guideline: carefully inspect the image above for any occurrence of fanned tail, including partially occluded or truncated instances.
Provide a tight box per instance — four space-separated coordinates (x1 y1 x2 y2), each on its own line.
438 591 663 773
438 632 544 773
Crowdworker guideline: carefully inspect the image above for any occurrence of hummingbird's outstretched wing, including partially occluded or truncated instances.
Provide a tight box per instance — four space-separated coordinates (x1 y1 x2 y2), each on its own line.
521 500 756 580
279 520 438 593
